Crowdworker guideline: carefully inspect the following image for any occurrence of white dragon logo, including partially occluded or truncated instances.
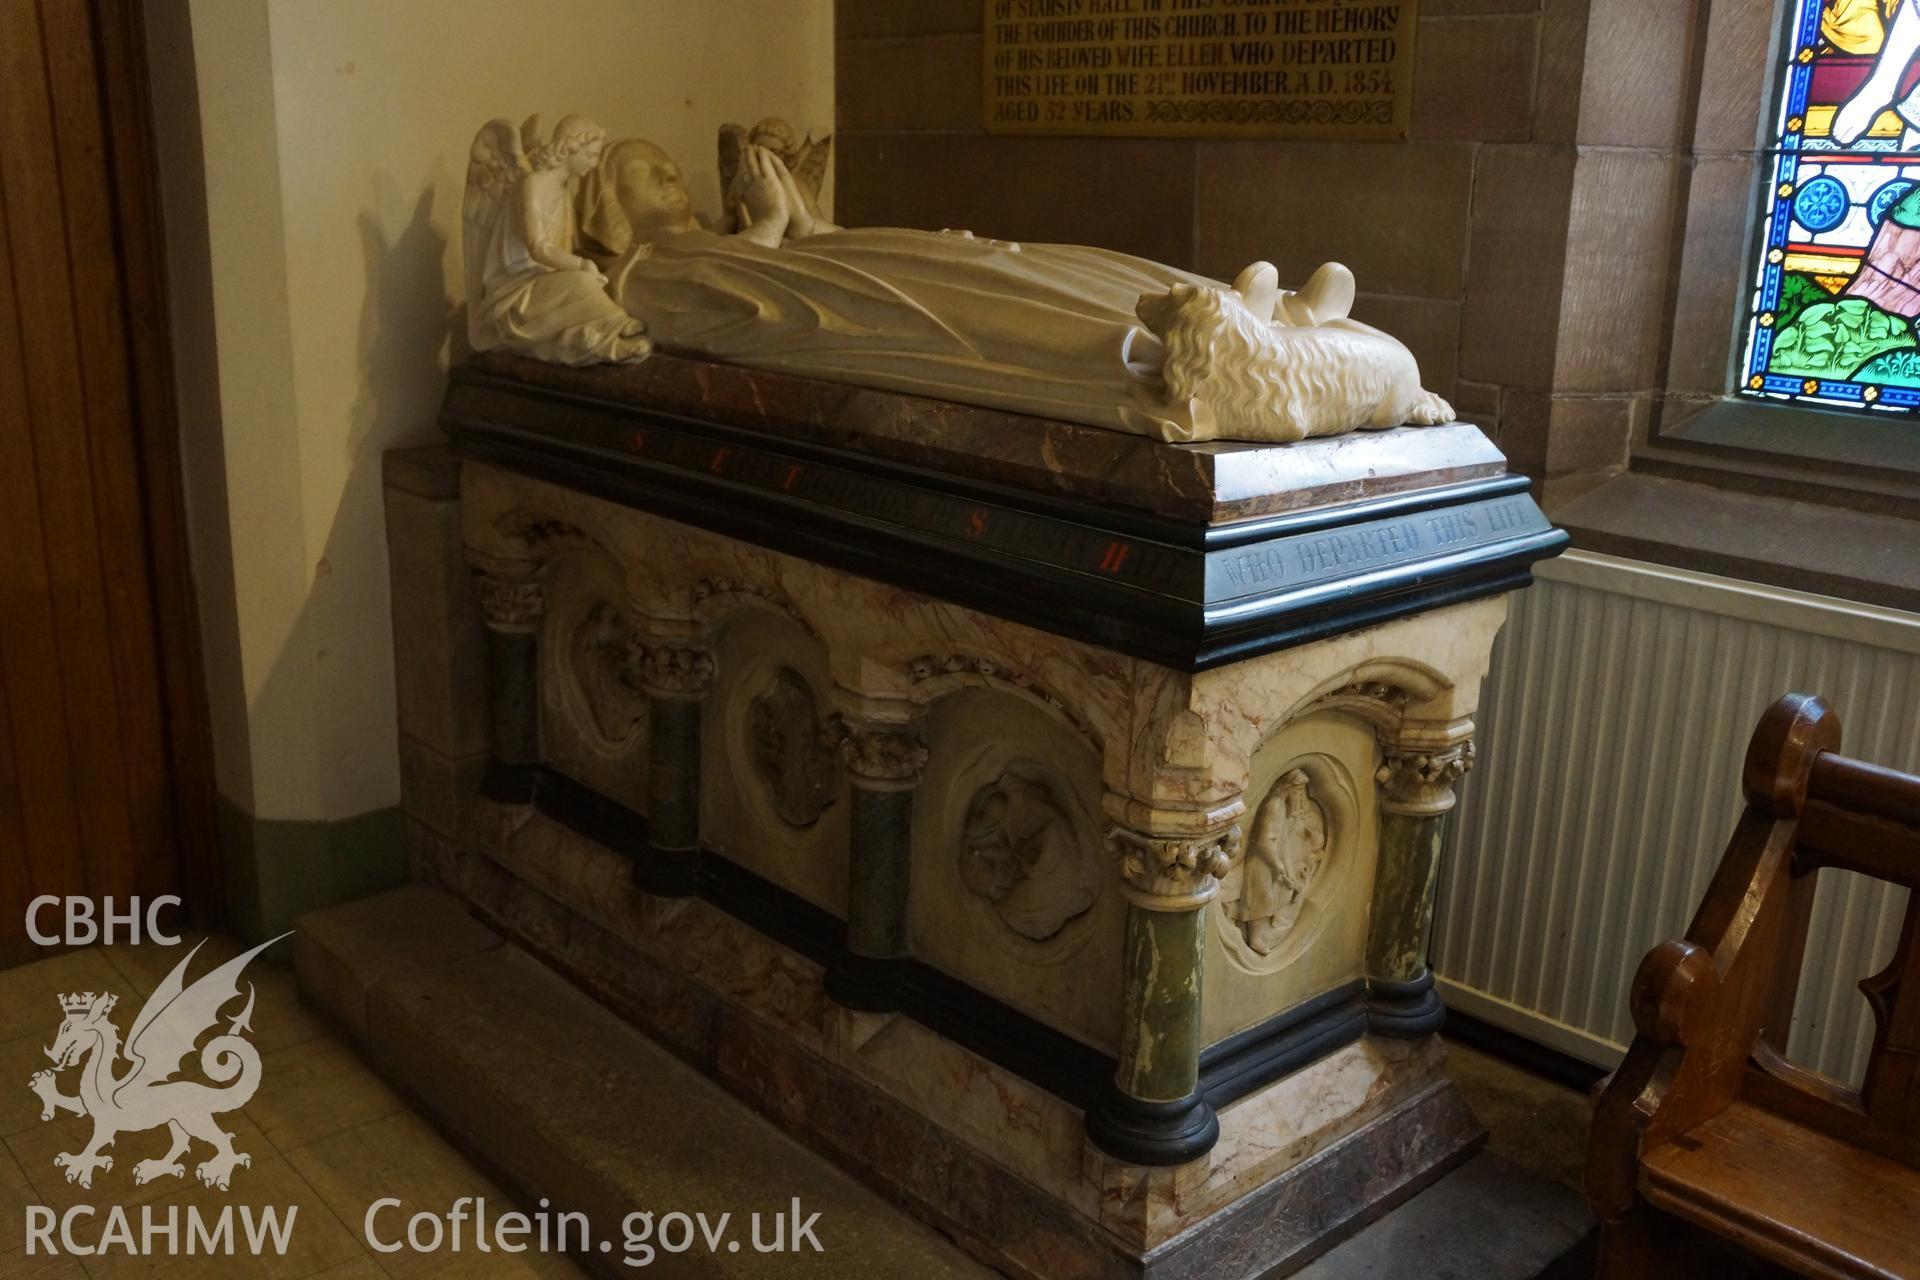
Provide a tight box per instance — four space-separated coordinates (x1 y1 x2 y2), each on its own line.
27 935 289 1191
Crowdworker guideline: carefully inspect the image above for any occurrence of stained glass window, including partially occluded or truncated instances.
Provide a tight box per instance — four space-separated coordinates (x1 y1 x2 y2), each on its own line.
1743 0 1920 412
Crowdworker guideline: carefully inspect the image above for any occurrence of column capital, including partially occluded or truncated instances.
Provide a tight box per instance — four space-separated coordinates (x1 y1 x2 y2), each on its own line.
1375 740 1475 816
1106 820 1240 911
826 714 928 788
639 643 714 700
473 573 544 634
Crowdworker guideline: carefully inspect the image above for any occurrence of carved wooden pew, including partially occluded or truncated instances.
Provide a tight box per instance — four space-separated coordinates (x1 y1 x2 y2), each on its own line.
1588 692 1920 1279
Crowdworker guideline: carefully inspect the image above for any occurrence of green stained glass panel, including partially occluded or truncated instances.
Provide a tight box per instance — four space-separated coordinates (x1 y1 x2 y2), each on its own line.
1742 0 1920 412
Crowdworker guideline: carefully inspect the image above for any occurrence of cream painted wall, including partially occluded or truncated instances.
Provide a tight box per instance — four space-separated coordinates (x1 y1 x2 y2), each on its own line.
150 0 835 822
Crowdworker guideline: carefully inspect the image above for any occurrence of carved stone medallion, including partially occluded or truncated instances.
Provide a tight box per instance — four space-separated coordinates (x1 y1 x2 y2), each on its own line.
958 765 1099 942
746 667 838 828
569 600 645 746
1229 768 1330 957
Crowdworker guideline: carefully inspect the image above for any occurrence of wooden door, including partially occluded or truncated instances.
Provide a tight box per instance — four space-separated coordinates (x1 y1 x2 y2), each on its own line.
0 0 216 961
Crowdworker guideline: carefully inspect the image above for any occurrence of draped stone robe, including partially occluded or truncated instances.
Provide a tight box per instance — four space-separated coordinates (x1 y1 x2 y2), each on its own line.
605 225 1215 439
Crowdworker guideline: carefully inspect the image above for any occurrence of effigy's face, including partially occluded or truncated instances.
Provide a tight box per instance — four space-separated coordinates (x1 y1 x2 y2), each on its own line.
610 146 693 233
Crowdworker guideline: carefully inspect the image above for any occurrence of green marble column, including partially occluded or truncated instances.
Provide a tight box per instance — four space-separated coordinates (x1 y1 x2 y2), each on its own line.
1085 819 1236 1167
1367 809 1447 983
637 644 713 897
825 719 926 1011
1115 902 1205 1104
847 786 914 960
473 574 544 803
1365 741 1473 1035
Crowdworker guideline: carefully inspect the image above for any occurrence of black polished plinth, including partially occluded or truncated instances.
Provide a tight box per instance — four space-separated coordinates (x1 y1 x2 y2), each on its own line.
823 949 906 1013
1365 971 1448 1037
1085 1085 1221 1168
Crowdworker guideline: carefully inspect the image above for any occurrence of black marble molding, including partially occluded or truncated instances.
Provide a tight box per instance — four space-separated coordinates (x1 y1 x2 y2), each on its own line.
441 369 1568 671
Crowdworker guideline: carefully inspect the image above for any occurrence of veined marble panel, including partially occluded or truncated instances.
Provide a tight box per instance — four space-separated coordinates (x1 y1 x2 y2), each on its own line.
538 545 649 815
1090 1035 1448 1246
466 461 1509 824
702 606 848 915
912 687 1123 1054
461 460 1157 797
1174 598 1511 819
1204 712 1379 1044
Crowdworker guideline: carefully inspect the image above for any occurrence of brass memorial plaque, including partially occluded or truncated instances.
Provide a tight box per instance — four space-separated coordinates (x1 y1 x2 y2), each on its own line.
983 0 1415 140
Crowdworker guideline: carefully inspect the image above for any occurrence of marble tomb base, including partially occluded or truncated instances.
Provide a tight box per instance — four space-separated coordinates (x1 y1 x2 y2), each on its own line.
386 350 1566 1279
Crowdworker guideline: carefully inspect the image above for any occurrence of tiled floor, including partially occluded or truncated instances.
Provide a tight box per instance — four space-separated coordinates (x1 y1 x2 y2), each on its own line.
0 938 587 1279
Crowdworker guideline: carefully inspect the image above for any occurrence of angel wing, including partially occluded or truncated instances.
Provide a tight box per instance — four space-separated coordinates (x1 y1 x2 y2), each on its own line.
112 934 288 1100
464 118 530 346
788 132 832 206
465 117 529 204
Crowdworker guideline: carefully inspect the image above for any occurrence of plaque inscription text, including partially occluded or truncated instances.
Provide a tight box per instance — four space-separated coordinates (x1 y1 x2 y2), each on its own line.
983 0 1416 140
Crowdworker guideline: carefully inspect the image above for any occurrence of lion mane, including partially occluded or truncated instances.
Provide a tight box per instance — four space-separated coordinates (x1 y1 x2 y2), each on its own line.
1137 283 1451 443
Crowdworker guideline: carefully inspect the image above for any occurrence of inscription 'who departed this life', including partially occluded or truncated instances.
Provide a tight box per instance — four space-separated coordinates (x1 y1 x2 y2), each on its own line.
983 0 1416 140
1212 498 1545 600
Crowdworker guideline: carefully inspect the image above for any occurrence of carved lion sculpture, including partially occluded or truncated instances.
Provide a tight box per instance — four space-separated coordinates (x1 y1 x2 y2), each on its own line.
1137 274 1454 444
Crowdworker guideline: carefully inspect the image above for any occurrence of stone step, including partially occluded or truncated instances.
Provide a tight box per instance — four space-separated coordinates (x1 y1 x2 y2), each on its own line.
296 885 994 1279
1290 1147 1594 1280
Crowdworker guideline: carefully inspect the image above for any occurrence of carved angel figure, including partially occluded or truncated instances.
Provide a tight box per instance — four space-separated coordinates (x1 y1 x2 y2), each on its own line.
463 114 650 365
569 127 1450 443
718 118 835 236
1231 770 1329 956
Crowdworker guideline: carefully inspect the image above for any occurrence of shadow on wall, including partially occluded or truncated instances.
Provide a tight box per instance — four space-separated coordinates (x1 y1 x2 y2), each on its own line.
231 173 454 939
352 171 457 458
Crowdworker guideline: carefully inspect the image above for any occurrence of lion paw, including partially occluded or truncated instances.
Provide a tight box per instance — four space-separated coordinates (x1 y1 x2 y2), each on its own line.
1408 390 1454 426
133 1158 185 1185
195 1152 249 1191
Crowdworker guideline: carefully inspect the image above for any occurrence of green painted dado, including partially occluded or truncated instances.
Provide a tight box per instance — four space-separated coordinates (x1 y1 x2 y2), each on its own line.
1366 809 1447 983
1115 902 1205 1104
219 795 407 944
846 785 913 959
487 630 540 769
647 695 702 854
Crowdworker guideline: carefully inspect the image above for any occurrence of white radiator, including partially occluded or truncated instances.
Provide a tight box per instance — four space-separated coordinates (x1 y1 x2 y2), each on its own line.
1434 550 1920 1084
